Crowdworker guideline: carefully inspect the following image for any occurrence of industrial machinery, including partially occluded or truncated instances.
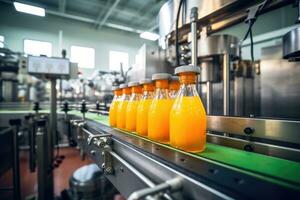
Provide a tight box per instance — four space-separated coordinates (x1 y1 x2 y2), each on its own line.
0 0 300 200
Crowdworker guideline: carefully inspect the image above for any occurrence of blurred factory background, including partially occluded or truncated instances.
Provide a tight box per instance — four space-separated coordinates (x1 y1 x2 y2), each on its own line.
1 0 299 118
0 0 300 200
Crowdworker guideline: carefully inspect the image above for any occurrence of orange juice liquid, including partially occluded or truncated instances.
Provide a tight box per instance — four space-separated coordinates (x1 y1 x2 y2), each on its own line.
136 99 152 136
116 101 128 129
170 96 206 152
125 101 139 131
148 99 173 143
109 100 120 127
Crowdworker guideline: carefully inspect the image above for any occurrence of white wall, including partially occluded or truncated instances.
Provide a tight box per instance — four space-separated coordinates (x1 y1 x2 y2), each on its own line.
0 3 155 77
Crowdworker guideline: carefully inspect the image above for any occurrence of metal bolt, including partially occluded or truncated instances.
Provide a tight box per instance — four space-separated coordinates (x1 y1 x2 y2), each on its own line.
106 137 112 145
101 163 105 169
119 166 124 173
97 140 106 148
90 150 96 156
244 144 254 152
101 151 105 156
244 127 255 135
105 167 112 173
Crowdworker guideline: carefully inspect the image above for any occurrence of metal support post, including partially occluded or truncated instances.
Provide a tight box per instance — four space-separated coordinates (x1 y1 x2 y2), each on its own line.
25 115 36 172
9 119 21 200
190 7 200 93
223 54 230 116
48 78 56 199
206 81 212 115
36 119 50 200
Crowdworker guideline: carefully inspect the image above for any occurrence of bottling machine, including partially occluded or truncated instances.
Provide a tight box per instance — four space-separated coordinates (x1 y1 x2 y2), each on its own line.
0 0 300 199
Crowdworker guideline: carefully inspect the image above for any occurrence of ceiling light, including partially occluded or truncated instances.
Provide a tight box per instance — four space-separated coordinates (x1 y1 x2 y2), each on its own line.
140 32 159 41
13 2 45 17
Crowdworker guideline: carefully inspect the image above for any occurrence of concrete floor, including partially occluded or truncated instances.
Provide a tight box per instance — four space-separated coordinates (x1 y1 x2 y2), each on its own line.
0 147 93 199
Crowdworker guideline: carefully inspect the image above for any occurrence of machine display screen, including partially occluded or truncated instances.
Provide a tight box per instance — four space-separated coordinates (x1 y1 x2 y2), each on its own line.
27 55 70 75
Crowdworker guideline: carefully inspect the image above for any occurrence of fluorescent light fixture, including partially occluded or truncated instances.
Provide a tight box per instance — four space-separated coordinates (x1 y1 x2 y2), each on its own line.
13 2 45 17
140 31 159 41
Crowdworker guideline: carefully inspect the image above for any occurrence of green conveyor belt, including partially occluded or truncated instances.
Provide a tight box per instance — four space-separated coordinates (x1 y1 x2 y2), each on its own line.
72 112 300 190
1 110 300 190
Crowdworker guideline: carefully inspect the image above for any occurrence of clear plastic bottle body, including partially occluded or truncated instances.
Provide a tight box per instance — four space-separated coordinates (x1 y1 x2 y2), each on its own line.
170 73 207 152
116 88 131 129
169 89 179 99
148 80 172 143
109 89 122 127
126 86 142 131
136 84 154 136
169 81 180 100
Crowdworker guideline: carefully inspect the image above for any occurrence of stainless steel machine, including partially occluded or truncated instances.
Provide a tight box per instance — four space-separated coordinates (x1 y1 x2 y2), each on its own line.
1 0 300 200
157 0 300 119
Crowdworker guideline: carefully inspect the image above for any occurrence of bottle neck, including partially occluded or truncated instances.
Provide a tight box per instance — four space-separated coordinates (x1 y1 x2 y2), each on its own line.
115 90 122 96
142 90 154 99
143 83 155 92
169 90 178 99
169 82 180 91
179 73 196 84
132 86 142 94
154 88 170 100
121 93 131 100
178 83 198 97
123 88 131 95
155 80 169 89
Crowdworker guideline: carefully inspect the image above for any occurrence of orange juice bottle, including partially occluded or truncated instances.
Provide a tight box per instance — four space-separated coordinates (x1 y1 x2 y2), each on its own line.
136 79 154 136
125 82 142 131
116 84 131 129
148 73 172 143
109 86 122 127
169 76 180 99
170 65 206 152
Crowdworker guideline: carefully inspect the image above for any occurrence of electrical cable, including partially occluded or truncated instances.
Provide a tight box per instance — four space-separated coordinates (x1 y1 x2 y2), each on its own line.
242 0 270 64
249 28 254 63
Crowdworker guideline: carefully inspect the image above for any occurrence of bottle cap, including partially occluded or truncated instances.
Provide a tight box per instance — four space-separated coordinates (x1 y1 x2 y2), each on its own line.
140 79 153 84
119 84 128 89
170 76 179 82
128 81 140 87
112 86 119 90
152 73 172 81
175 65 200 75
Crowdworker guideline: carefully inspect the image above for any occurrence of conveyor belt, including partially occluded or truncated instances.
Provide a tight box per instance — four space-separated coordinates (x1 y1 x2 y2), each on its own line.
66 111 300 190
1 110 300 190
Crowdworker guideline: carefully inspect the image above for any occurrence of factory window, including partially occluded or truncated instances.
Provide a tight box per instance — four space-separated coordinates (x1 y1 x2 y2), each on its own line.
0 35 4 48
24 39 52 57
70 46 95 69
109 50 129 71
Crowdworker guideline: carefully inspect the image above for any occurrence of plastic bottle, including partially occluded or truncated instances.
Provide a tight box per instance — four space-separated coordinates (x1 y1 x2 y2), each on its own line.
109 86 122 127
116 84 131 129
125 82 142 131
148 73 172 143
169 76 180 99
136 79 154 136
170 65 207 152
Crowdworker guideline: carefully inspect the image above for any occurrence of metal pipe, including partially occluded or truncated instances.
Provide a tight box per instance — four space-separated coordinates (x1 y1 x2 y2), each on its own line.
97 0 121 29
48 78 56 198
223 54 230 115
12 121 21 200
190 7 198 67
27 116 36 172
36 121 48 200
206 81 212 115
128 178 181 200
190 7 199 93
